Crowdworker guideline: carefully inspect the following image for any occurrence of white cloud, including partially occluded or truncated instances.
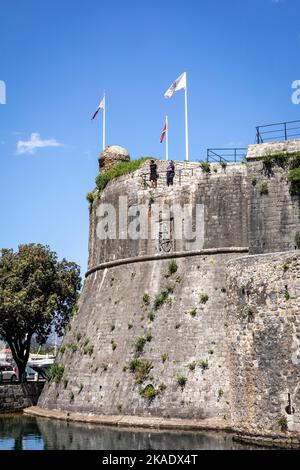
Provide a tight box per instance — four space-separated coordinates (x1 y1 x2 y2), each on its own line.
17 132 62 154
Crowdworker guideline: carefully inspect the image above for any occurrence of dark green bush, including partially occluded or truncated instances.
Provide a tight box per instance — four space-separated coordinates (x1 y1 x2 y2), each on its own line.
200 359 209 370
153 289 169 310
140 384 158 401
199 161 211 173
148 311 155 322
164 260 178 278
289 167 300 195
190 308 197 317
134 336 147 353
199 293 209 304
129 358 153 384
177 376 187 388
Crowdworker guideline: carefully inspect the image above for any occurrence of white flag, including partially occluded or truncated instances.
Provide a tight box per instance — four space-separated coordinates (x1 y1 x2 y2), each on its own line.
99 95 105 109
164 72 186 99
91 94 105 120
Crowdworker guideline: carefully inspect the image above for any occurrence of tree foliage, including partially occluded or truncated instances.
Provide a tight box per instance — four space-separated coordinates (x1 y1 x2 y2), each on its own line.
0 244 81 380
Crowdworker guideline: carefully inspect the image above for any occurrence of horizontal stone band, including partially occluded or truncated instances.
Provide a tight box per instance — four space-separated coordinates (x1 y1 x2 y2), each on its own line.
85 247 249 277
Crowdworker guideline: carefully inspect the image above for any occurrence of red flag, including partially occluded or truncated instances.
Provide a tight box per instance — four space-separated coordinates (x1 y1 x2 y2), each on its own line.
160 119 167 143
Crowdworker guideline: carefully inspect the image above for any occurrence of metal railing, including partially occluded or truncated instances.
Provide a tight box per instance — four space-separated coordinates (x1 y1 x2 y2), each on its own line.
141 169 195 187
206 148 247 163
256 120 300 144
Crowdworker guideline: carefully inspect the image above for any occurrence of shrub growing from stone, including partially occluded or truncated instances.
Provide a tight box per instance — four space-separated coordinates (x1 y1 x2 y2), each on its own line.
199 161 211 173
153 289 169 310
47 363 64 384
199 293 209 304
177 376 187 388
140 384 158 401
260 182 269 195
164 260 178 278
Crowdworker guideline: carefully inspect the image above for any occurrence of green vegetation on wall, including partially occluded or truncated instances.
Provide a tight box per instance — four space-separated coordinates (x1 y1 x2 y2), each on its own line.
288 167 300 197
47 363 64 384
95 158 152 193
262 150 300 200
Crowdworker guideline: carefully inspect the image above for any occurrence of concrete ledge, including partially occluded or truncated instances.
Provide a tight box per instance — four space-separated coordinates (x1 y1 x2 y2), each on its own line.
85 247 249 278
233 431 300 449
24 406 232 433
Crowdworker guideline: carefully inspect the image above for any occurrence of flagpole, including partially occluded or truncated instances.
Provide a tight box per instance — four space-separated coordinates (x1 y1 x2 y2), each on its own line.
102 91 106 151
184 76 189 161
166 115 169 161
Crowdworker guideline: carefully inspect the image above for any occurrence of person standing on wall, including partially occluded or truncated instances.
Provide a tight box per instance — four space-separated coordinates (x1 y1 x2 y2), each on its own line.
150 159 158 188
166 160 175 186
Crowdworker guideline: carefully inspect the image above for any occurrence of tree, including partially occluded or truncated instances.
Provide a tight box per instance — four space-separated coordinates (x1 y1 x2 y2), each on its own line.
0 244 81 381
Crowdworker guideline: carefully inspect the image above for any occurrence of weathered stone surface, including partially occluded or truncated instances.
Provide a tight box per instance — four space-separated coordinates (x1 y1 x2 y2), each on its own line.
247 140 300 160
98 145 130 172
37 140 300 442
247 159 300 254
227 252 300 435
39 253 237 421
88 161 249 269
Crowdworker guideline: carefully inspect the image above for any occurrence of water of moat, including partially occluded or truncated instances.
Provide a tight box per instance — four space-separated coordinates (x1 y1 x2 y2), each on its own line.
0 414 267 450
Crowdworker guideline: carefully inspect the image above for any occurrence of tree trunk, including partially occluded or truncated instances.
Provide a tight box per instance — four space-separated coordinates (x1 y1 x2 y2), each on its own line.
7 334 32 383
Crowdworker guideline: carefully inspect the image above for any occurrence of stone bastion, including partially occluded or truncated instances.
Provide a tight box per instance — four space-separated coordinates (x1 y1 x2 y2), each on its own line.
35 141 300 447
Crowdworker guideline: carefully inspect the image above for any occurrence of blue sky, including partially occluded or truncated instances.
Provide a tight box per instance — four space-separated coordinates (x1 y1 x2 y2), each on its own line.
0 0 299 274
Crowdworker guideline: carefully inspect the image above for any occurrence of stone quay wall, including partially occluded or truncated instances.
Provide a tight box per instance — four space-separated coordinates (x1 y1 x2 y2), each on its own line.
0 383 44 413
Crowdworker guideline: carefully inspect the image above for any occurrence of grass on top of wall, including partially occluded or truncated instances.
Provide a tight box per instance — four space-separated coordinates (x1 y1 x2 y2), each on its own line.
95 157 153 193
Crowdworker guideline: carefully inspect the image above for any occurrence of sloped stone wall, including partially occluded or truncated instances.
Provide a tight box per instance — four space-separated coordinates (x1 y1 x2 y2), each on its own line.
38 141 300 440
39 253 240 421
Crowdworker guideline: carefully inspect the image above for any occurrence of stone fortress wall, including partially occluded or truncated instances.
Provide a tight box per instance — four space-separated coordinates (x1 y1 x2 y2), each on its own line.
38 141 300 444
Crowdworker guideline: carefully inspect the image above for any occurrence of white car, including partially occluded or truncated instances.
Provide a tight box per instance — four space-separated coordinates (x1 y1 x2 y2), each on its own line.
25 366 39 381
0 363 18 382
